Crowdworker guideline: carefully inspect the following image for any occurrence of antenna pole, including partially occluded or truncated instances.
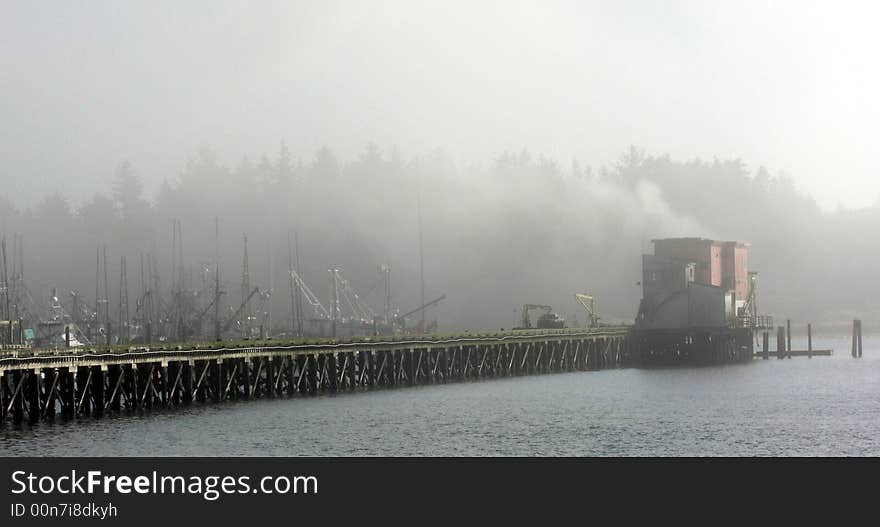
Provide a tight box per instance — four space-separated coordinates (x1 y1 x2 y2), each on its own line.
241 234 250 339
417 195 425 333
294 231 304 336
103 245 110 345
214 217 221 341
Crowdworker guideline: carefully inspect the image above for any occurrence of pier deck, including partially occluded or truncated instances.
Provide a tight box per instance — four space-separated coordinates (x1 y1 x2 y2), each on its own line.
1 328 630 425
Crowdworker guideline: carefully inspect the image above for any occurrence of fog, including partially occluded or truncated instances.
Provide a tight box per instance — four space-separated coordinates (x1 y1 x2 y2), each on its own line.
1 1 878 337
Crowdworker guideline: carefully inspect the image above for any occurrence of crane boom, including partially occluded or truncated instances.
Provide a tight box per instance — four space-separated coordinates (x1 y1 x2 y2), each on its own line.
574 293 598 327
289 268 330 319
400 294 445 319
220 287 261 335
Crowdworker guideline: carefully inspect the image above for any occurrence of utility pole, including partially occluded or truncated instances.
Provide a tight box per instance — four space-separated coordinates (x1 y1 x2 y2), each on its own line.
382 264 391 325
294 231 304 337
329 268 339 337
14 234 23 321
146 252 159 344
0 238 9 344
150 251 160 337
214 217 222 341
266 239 273 339
118 255 129 344
103 245 110 345
94 245 100 343
287 231 297 337
241 234 251 339
138 252 147 342
176 220 185 342
71 291 79 326
417 195 425 333
170 220 177 301
8 234 17 322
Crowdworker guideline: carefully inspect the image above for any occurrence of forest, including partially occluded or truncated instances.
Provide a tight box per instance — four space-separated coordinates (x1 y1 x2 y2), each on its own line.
1 144 876 338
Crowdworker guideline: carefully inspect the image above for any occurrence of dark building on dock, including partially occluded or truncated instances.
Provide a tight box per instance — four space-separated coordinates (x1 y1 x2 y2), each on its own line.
634 238 757 365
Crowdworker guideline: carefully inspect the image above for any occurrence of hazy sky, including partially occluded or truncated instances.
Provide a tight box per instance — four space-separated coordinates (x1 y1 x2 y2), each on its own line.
2 0 878 210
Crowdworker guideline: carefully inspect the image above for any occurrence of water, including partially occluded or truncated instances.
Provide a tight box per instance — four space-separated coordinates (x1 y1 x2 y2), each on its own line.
2 335 878 456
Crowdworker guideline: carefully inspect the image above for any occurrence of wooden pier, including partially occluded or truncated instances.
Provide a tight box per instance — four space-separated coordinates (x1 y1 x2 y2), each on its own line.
0 328 630 425
755 349 832 358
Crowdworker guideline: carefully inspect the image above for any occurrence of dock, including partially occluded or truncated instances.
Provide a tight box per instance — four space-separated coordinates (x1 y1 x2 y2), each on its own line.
0 328 630 425
754 349 833 358
0 318 850 427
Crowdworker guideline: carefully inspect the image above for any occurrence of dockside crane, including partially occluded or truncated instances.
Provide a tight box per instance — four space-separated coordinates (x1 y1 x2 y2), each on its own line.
220 286 261 337
289 268 330 320
398 294 445 333
574 293 599 327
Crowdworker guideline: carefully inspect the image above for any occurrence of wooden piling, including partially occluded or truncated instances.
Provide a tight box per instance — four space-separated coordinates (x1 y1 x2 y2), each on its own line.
857 319 863 357
786 320 791 357
776 326 785 359
327 353 338 393
0 372 5 424
183 362 193 404
762 332 769 360
307 354 317 394
92 367 105 418
10 371 23 424
285 358 295 396
26 371 40 424
852 319 860 358
214 360 223 402
807 323 812 358
266 358 276 397
60 369 74 418
43 369 57 420
107 365 122 412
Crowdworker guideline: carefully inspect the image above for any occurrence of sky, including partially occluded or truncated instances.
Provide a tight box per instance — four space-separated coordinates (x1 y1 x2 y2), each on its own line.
2 0 879 211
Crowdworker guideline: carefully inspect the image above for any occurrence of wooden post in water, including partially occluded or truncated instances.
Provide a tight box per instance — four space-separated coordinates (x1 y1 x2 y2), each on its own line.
762 331 769 360
786 320 791 356
776 326 785 359
807 323 812 358
852 319 858 358
857 319 863 357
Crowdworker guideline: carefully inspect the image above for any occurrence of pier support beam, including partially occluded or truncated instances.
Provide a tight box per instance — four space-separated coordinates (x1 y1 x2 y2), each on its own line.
59 369 74 418
10 371 24 424
25 370 40 424
328 353 337 393
0 371 6 424
91 366 105 418
307 354 317 395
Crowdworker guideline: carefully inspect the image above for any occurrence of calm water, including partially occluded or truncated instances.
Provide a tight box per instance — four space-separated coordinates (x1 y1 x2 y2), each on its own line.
2 334 878 456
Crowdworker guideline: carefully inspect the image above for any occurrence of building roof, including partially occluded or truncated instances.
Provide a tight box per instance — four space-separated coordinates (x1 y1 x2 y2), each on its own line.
650 237 749 247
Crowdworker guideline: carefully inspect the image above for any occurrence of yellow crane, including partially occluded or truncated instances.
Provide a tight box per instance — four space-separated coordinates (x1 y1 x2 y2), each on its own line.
574 293 598 327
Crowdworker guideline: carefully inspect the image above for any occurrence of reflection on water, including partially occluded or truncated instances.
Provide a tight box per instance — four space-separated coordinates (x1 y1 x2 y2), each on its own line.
1 335 878 456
